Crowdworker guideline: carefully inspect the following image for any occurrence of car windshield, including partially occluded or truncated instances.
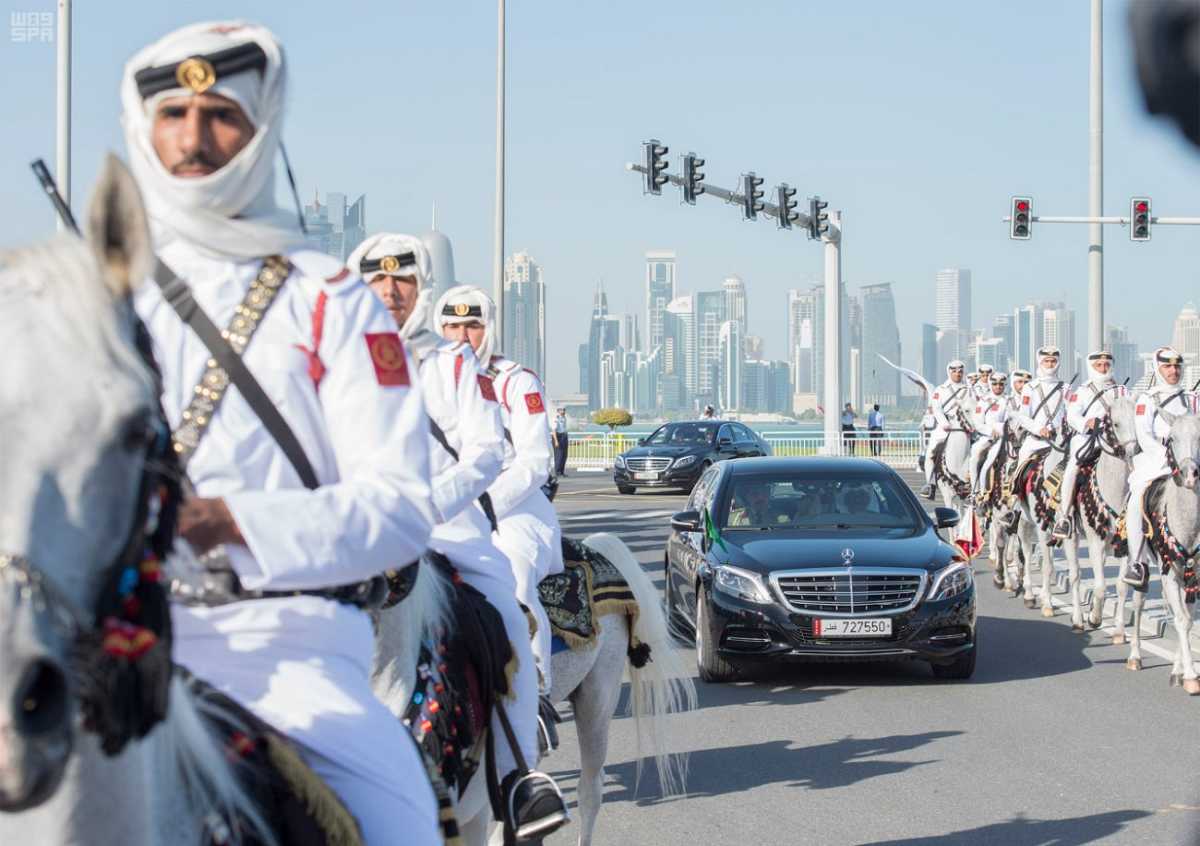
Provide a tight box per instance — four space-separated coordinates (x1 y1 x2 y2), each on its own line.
720 473 922 530
644 423 718 446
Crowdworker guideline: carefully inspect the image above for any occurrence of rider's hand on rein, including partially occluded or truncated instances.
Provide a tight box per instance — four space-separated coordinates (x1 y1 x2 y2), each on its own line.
178 497 245 554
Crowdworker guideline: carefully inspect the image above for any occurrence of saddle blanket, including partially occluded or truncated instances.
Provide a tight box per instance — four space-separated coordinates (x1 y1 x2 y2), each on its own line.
539 537 640 652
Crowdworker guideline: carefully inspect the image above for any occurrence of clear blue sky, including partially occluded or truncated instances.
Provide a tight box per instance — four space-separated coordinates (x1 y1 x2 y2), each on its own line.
3 0 1198 394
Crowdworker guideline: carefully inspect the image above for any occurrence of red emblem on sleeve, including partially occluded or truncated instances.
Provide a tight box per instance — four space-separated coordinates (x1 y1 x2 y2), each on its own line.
524 392 545 414
1023 395 1031 405
364 333 409 386
1136 404 1146 416
478 374 497 402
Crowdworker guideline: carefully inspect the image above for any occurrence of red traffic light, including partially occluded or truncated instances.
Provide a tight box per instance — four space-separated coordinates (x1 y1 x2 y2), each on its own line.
1135 201 1148 213
1016 200 1029 212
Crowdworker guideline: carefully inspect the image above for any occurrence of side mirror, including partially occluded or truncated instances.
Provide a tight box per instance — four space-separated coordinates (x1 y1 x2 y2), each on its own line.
637 438 646 446
934 506 960 529
718 437 734 449
671 509 704 533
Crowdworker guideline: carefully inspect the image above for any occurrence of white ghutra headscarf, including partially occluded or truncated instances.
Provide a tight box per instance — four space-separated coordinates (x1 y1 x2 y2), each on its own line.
120 21 302 260
434 285 498 366
347 233 435 339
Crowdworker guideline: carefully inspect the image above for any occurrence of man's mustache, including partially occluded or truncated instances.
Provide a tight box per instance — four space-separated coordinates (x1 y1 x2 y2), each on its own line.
171 153 221 174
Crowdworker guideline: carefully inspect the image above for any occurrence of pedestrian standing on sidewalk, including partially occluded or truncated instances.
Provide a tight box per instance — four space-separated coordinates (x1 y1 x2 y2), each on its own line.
868 403 885 456
552 407 569 476
841 403 857 454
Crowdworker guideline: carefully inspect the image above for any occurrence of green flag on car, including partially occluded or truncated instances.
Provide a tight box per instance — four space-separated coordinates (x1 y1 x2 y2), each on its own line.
704 508 726 553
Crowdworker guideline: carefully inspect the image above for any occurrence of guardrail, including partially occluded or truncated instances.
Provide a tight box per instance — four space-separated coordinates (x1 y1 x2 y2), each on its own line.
566 430 926 472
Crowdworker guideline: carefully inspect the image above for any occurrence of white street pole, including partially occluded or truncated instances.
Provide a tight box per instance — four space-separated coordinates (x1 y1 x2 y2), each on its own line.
55 0 71 231
1088 0 1104 352
823 211 842 455
492 0 506 348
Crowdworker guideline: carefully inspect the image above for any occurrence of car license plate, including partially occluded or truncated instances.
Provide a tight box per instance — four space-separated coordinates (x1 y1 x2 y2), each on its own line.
815 618 892 638
634 471 660 480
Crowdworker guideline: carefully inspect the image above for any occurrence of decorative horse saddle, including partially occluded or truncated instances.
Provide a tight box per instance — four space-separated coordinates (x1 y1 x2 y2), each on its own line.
538 538 649 665
187 673 363 846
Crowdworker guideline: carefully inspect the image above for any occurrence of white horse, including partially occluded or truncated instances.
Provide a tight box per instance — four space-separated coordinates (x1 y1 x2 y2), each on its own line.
1011 440 1072 619
1113 414 1200 691
1056 397 1138 632
932 429 974 514
0 158 269 844
373 532 695 846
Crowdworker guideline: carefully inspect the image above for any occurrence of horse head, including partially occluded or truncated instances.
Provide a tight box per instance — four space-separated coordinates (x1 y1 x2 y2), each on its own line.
0 156 164 811
1161 410 1200 491
1107 395 1140 466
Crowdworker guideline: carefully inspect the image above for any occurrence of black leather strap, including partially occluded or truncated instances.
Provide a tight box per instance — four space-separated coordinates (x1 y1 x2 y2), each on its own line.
152 260 321 490
427 416 499 532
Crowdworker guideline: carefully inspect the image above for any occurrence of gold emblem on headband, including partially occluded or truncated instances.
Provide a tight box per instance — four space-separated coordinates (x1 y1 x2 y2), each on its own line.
176 57 217 94
380 255 401 274
453 302 471 317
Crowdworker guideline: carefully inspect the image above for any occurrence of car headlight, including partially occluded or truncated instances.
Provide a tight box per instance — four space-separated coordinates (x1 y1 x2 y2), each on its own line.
615 454 626 468
713 565 773 604
673 454 697 468
928 562 973 601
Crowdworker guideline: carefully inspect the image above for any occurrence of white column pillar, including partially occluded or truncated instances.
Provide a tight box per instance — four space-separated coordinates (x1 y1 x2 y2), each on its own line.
492 0 506 347
1088 0 1104 351
55 0 72 230
823 212 843 455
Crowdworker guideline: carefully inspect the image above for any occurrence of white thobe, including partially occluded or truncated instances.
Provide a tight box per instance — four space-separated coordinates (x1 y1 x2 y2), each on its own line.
411 337 539 775
1054 380 1126 521
487 356 563 693
1014 377 1068 467
1126 386 1198 566
969 394 1007 493
136 243 439 844
924 381 970 484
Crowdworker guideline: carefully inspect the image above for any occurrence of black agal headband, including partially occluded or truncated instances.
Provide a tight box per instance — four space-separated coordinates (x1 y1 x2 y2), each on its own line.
360 252 417 276
442 302 483 318
134 41 267 99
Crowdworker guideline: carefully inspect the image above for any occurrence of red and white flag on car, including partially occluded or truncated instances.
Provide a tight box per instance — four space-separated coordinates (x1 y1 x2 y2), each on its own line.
953 506 983 559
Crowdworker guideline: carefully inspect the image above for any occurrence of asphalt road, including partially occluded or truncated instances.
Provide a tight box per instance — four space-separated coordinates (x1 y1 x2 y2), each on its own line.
543 470 1200 846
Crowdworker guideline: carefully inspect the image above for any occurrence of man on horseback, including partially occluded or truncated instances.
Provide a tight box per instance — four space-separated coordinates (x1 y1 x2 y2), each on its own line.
968 371 1009 502
920 360 971 499
1014 347 1067 468
1124 347 1199 589
433 286 565 700
122 22 440 842
348 235 568 839
974 364 995 401
1051 351 1126 540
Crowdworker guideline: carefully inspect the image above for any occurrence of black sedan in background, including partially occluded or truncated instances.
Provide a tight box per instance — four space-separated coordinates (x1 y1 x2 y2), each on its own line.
613 420 771 494
664 457 976 682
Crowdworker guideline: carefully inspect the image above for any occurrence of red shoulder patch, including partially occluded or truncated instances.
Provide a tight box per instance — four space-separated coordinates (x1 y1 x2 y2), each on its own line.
524 392 545 414
364 332 409 386
975 405 982 414
478 374 497 402
1069 392 1077 402
1023 395 1031 405
326 268 350 284
1136 404 1146 416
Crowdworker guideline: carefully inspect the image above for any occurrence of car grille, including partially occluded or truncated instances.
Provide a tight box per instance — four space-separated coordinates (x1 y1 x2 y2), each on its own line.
626 456 673 472
770 568 927 616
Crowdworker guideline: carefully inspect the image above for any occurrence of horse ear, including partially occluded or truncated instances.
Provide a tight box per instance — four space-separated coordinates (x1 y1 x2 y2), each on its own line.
86 154 153 298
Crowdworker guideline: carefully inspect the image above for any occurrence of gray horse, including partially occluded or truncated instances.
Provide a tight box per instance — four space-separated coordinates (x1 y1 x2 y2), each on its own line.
1057 396 1139 632
0 158 266 844
1114 413 1200 691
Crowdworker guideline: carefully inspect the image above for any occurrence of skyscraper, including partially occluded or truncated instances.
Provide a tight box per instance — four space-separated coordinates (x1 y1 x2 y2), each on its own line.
788 288 820 395
723 275 747 335
859 283 901 407
503 251 546 377
1013 303 1044 372
935 268 972 335
992 314 1014 371
719 320 742 411
695 290 726 402
1172 302 1200 386
664 295 695 395
1105 325 1139 386
645 251 676 358
302 190 366 261
921 323 938 383
1042 304 1077 375
586 284 620 409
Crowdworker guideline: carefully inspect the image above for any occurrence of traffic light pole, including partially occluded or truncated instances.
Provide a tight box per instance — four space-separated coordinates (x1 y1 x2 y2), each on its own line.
628 160 845 453
1004 215 1200 226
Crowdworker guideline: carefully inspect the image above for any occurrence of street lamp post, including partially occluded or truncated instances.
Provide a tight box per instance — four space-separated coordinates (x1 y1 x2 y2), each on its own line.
492 0 505 346
1088 0 1104 353
55 0 71 230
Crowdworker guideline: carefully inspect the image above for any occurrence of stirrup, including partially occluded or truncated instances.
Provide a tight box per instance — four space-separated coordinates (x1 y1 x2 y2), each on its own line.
503 770 570 843
1123 561 1150 592
537 695 561 754
920 483 934 500
1051 518 1073 540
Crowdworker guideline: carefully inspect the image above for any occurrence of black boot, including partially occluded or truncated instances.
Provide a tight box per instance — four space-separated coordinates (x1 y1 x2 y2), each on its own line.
537 695 561 755
503 770 569 842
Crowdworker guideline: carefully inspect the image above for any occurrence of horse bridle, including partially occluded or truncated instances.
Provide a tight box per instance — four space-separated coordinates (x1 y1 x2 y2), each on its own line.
0 318 182 757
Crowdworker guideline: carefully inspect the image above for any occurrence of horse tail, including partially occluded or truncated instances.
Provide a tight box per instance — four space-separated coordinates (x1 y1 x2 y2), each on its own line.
581 532 696 797
158 675 276 846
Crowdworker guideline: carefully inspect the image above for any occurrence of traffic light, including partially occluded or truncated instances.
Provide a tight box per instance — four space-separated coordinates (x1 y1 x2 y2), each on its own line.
643 139 669 195
1130 197 1151 241
808 196 829 239
776 183 799 229
742 173 765 220
682 153 705 205
1009 196 1032 240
